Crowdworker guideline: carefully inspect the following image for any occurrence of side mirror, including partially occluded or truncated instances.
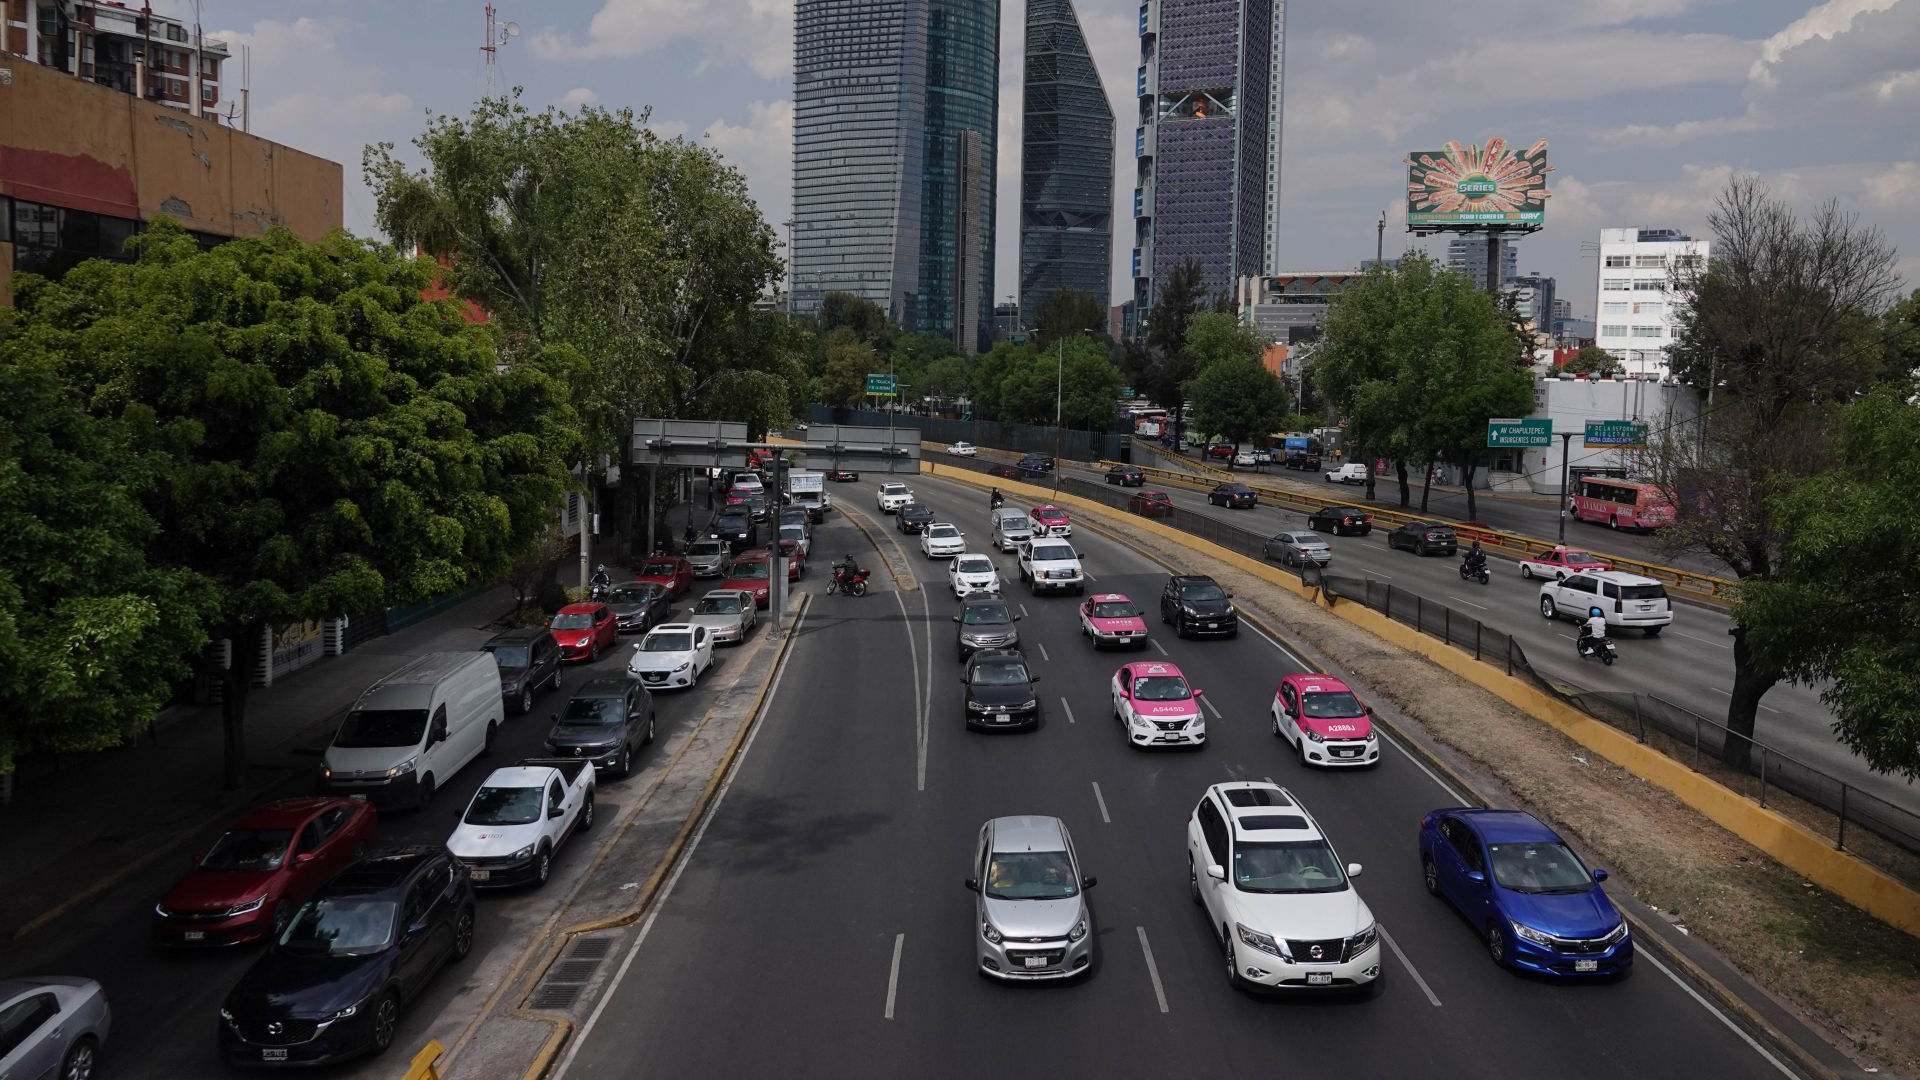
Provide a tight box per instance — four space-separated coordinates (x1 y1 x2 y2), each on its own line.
1029 673 1042 683
550 713 560 724
1082 876 1098 889
1346 862 1363 878
963 877 979 892
548 806 565 819
1013 614 1024 621
1206 864 1226 882
1592 868 1609 882
1465 869 1487 885
295 852 316 865
951 615 961 623
1192 687 1205 697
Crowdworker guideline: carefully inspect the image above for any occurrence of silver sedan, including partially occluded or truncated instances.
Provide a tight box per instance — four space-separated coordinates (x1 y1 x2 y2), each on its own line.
0 976 110 1080
685 588 758 645
1263 530 1333 569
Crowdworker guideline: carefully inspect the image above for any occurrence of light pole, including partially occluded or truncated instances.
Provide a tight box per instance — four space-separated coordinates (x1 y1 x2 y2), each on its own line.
1052 338 1064 497
1556 431 1576 543
1376 210 1386 266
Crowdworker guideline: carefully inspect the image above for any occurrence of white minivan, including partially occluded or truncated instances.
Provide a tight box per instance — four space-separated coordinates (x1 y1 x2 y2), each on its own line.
321 651 504 809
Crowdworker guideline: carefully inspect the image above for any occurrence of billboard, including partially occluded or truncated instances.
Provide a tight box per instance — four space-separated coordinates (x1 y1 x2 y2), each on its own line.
1406 138 1552 229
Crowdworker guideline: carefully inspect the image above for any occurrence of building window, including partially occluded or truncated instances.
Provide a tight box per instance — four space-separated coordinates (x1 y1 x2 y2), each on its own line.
1631 325 1663 338
1602 302 1628 315
1634 254 1666 268
1674 254 1703 269
1600 324 1629 337
1602 278 1630 291
1633 278 1664 291
1603 255 1631 268
1632 302 1663 316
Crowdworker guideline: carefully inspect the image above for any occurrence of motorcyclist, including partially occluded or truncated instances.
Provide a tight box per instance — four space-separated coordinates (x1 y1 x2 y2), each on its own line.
1462 540 1487 573
989 487 1005 510
1578 606 1609 657
589 563 611 589
835 553 860 584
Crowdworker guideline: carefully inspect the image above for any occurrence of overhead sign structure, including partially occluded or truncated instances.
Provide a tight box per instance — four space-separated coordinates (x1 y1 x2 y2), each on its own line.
1486 417 1552 448
1584 419 1649 450
1406 138 1552 230
804 424 922 475
630 419 753 469
865 373 898 397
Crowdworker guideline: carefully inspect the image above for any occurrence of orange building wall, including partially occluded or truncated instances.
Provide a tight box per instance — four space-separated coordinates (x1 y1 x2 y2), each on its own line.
1262 343 1290 377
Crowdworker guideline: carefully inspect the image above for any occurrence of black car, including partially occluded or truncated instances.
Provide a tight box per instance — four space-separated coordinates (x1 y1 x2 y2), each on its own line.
962 649 1042 730
1160 574 1237 638
545 675 655 777
1208 483 1258 508
709 509 758 552
1106 465 1145 486
898 504 936 534
736 490 772 522
219 848 475 1067
1017 454 1055 473
605 582 674 635
1306 505 1372 536
1388 521 1458 556
481 629 563 715
952 597 1021 661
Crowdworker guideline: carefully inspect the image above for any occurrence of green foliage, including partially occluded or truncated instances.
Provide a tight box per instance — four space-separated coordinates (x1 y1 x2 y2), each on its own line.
1139 259 1208 416
1034 289 1109 347
1737 389 1920 779
819 292 892 346
924 355 973 404
994 338 1123 430
1184 358 1291 454
815 329 875 407
1184 312 1263 371
1561 346 1624 376
1881 288 1920 396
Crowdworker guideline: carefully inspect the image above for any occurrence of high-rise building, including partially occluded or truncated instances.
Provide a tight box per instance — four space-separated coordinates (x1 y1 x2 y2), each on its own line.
1018 0 1114 330
920 0 998 349
1261 1 1288 273
1445 233 1519 288
1506 273 1555 328
1594 227 1709 379
1133 0 1274 321
3 0 228 117
790 0 929 323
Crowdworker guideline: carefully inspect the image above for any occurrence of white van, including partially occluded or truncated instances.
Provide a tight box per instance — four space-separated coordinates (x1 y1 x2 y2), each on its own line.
321 651 504 810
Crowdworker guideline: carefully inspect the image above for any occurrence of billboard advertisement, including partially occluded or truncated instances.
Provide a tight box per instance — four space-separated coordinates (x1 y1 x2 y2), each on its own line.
1406 138 1552 228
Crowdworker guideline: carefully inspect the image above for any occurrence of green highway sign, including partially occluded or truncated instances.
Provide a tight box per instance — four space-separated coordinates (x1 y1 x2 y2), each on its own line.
865 373 897 397
1486 417 1552 448
1585 419 1648 450
1121 386 1134 399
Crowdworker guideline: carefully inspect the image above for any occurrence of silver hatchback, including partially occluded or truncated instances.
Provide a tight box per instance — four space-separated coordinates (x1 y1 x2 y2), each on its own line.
1263 530 1333 569
966 816 1096 981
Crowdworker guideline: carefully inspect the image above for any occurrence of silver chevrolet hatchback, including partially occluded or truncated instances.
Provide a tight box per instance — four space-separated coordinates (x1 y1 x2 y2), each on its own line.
966 816 1096 980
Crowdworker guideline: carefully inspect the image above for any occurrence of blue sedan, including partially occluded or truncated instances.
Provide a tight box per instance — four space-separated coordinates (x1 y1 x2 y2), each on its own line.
1418 808 1632 977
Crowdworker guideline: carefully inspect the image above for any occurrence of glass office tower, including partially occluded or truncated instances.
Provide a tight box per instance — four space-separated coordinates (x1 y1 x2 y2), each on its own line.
1019 0 1115 328
919 0 999 350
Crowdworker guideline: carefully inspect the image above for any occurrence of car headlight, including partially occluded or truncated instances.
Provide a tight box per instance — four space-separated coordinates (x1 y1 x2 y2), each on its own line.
385 759 416 778
326 1001 360 1021
1182 605 1200 616
1603 921 1630 945
967 700 991 712
512 844 537 861
1305 729 1324 743
224 896 266 917
1236 922 1284 958
1016 700 1037 711
981 921 1003 945
1068 918 1088 943
1510 920 1555 947
1347 923 1378 953
673 662 692 672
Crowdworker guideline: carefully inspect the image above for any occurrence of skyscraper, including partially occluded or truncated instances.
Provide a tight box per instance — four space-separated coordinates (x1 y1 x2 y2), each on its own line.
790 0 929 323
1134 0 1275 320
1445 233 1518 289
1262 0 1288 273
1019 0 1115 328
919 0 999 349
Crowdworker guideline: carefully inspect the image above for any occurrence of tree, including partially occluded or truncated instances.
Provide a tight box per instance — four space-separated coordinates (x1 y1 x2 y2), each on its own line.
12 221 580 787
1142 259 1208 441
1185 359 1291 463
815 329 875 408
1736 389 1920 780
819 292 892 346
1561 346 1624 377
505 527 575 617
924 355 973 407
1651 175 1902 770
1184 311 1263 371
996 338 1123 430
969 339 1032 420
1034 289 1108 347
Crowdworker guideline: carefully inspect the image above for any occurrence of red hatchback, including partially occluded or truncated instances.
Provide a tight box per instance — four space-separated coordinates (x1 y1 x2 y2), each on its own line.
775 538 809 580
1128 490 1174 518
551 602 618 662
634 554 694 599
152 797 376 947
721 549 776 607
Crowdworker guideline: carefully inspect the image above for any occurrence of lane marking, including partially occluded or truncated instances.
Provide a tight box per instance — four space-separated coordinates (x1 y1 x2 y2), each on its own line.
1136 926 1170 1014
1242 621 1310 670
1447 594 1488 611
553 600 808 1079
1146 637 1168 656
896 590 929 792
1091 780 1111 823
1036 641 1052 662
1364 568 1393 580
1672 630 1731 650
1019 603 1031 619
1639 946 1796 1078
1082 568 1098 582
1379 925 1441 1007
1060 697 1076 725
884 933 905 1020
1710 688 1780 714
1373 729 1469 804
1200 694 1223 720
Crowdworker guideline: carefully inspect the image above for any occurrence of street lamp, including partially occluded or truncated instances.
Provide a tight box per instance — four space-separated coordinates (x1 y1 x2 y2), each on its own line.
1053 338 1064 497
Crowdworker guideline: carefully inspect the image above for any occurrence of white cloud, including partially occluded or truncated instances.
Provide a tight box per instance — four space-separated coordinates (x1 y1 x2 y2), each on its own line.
699 100 794 227
1874 69 1920 99
1596 113 1770 146
559 87 599 108
1752 0 1901 79
532 0 793 81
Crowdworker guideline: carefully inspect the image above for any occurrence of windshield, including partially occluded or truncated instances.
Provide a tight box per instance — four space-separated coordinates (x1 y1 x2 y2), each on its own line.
962 603 1010 625
277 898 396 956
1000 520 1031 533
642 561 680 577
1133 675 1191 701
1488 842 1593 893
881 485 906 495
484 644 531 668
729 561 770 581
1031 545 1074 562
200 828 293 871
1619 584 1667 600
610 585 660 605
715 513 749 528
1179 582 1227 602
956 557 993 574
1233 840 1349 894
696 595 744 615
334 708 428 749
1091 601 1138 619
465 785 543 826
985 850 1079 900
550 613 594 630
642 633 692 652
560 696 622 726
1562 551 1596 563
781 526 805 540
928 525 959 538
970 661 1031 686
1300 690 1364 718
688 541 726 558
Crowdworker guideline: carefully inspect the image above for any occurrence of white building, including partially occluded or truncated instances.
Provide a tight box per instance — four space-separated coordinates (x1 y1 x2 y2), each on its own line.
1593 228 1709 379
1481 375 1701 496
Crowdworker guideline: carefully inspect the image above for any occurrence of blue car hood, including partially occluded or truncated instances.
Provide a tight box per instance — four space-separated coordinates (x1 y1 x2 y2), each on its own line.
1499 887 1618 939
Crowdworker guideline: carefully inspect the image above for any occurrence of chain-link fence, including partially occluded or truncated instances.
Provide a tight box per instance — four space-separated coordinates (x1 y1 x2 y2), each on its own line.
927 450 1920 888
807 405 1126 462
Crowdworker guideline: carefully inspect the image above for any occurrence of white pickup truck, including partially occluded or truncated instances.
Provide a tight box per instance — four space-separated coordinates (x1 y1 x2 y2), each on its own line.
1019 539 1086 596
447 758 595 889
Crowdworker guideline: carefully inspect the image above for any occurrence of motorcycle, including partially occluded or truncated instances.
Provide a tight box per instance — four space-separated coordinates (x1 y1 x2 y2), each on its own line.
989 491 1005 511
826 567 871 597
1577 634 1618 666
588 581 610 602
1458 558 1490 585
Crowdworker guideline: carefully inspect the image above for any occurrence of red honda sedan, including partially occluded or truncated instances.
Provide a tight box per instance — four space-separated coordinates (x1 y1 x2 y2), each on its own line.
634 554 694 599
551 602 619 662
152 797 377 947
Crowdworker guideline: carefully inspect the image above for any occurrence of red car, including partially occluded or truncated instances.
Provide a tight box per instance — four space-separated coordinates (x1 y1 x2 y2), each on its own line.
550 602 618 662
826 468 860 482
1205 443 1235 460
1128 490 1174 518
775 538 809 580
721 549 776 607
634 554 694 599
152 797 376 947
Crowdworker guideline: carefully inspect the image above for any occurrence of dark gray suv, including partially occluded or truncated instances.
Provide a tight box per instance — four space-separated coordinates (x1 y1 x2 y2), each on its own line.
482 628 563 714
545 675 656 778
953 597 1021 662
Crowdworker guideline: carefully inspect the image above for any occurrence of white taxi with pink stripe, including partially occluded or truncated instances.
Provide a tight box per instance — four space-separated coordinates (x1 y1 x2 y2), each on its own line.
1079 593 1148 648
1271 673 1378 768
1112 662 1207 748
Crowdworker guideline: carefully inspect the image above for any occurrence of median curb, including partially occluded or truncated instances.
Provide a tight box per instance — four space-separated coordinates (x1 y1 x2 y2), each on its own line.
837 500 920 593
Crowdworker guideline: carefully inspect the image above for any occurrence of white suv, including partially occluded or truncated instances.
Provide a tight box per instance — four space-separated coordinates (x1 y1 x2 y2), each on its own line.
1186 782 1380 993
1539 570 1673 636
876 483 914 513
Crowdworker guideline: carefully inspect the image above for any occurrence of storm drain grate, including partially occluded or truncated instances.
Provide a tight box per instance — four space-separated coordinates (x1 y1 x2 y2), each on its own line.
569 938 614 961
528 934 617 1013
552 958 600 983
531 984 584 1010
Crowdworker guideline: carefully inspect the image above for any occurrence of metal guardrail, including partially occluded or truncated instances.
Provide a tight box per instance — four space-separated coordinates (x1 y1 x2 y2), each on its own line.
926 448 1920 888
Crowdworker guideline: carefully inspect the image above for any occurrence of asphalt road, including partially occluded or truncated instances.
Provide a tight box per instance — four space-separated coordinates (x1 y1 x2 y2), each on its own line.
0 584 756 1080
1049 456 1917 817
557 474 1803 1080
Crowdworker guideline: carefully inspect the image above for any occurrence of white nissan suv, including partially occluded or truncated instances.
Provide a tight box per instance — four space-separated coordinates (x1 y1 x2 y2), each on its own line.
1186 781 1380 994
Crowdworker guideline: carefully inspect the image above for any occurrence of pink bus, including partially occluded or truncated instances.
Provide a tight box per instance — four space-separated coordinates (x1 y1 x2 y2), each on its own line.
1572 477 1674 531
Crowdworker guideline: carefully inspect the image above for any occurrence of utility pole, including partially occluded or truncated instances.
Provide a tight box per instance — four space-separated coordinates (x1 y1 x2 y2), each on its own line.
1485 232 1501 294
1556 430 1575 543
768 451 785 638
1052 338 1064 497
1376 211 1385 267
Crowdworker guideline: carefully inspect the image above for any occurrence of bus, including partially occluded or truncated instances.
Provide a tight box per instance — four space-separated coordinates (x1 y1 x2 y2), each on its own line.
1572 477 1674 531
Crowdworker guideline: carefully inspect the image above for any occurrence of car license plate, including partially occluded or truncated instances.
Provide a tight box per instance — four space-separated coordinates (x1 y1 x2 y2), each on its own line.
1307 972 1332 985
471 869 491 881
349 793 369 802
1206 622 1218 629
262 1049 288 1061
184 930 205 941
995 713 1010 724
1575 959 1598 972
1334 748 1356 757
1024 956 1047 969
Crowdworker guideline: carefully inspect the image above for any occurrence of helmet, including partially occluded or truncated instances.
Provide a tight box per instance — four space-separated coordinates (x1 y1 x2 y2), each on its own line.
595 563 606 572
1590 607 1604 618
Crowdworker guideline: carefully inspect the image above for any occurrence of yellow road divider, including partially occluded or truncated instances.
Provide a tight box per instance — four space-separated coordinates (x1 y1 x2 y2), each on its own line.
404 1040 444 1080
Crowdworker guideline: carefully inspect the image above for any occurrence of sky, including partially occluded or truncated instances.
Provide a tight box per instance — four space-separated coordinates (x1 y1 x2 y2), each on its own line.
156 0 1919 320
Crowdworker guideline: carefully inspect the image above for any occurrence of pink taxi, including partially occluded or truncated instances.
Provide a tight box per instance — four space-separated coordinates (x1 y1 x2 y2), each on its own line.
1111 661 1206 748
1029 504 1072 537
1270 673 1379 767
1079 593 1148 648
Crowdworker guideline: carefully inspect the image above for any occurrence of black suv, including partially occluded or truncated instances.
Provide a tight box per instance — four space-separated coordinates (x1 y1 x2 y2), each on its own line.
1388 521 1457 557
1106 464 1145 486
953 596 1021 661
962 649 1042 730
709 508 758 552
1160 574 1238 638
545 675 655 777
898 504 936 534
219 848 475 1067
481 628 563 715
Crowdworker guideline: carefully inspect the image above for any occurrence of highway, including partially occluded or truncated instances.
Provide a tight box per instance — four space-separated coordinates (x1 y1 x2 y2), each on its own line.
557 472 1802 1080
1046 455 1917 818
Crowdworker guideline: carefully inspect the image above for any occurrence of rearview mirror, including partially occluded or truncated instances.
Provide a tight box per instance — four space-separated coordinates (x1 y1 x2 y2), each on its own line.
951 615 961 623
1029 674 1041 683
963 877 979 892
1082 876 1098 889
1592 868 1609 882
1013 614 1024 621
1206 864 1226 882
295 852 316 865
1192 687 1205 696
548 806 564 819
1346 862 1363 878
1465 869 1487 885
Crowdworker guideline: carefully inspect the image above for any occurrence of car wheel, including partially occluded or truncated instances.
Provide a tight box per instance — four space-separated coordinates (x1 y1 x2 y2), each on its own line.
1486 924 1509 969
369 992 401 1056
452 906 475 960
533 847 552 888
588 641 599 663
60 1036 97 1080
1610 515 1620 529
1189 862 1202 906
518 687 533 714
272 899 293 940
579 794 594 831
481 721 498 756
1223 926 1247 990
644 715 656 744
417 775 436 809
1271 709 1281 737
1520 564 1534 579
1540 595 1557 619
1423 857 1440 896
1645 626 1663 638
